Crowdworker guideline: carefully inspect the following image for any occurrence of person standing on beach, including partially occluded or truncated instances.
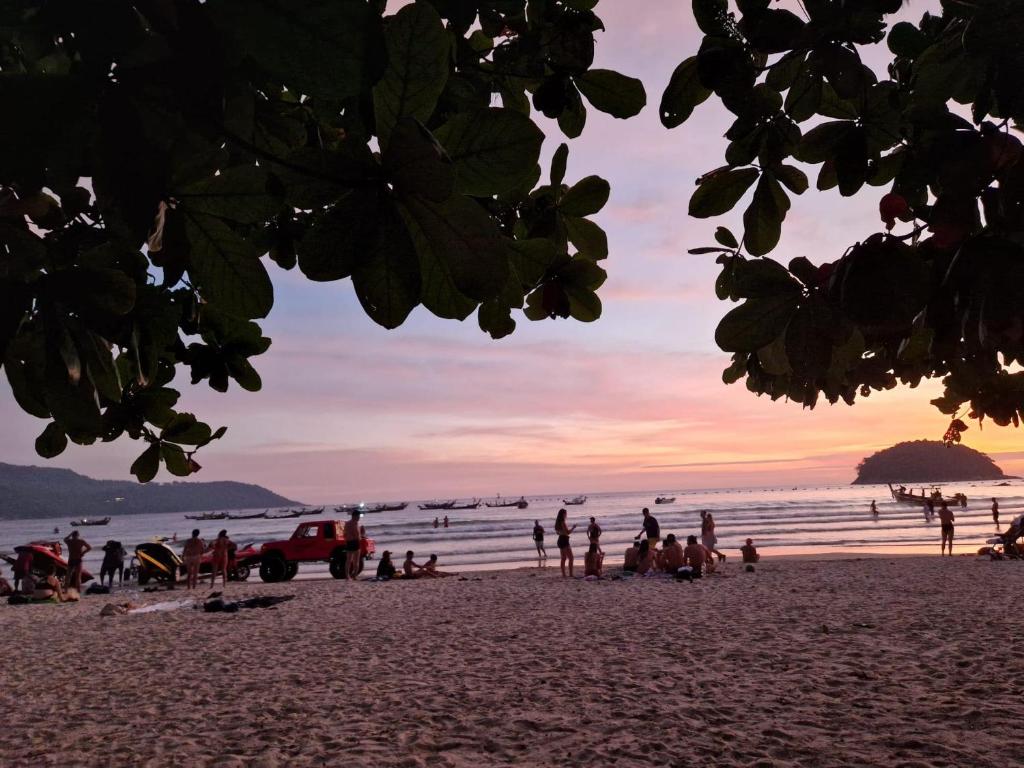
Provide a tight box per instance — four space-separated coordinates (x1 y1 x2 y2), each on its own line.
210 530 232 588
12 548 32 593
100 540 126 587
63 531 91 591
344 509 362 580
555 508 577 577
992 498 1000 530
938 502 955 556
700 511 726 563
870 500 878 517
532 520 547 560
182 529 206 589
587 516 603 553
636 508 660 549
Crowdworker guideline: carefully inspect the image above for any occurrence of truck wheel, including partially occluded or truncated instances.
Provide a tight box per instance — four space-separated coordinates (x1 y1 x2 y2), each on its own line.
284 562 298 580
329 554 347 579
259 555 286 583
233 565 251 582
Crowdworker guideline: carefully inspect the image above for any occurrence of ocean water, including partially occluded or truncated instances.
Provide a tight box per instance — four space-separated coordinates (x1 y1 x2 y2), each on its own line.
1 481 1018 579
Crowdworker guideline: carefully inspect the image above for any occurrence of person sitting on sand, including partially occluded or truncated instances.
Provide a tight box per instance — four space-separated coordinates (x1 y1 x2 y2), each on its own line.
0 573 11 597
35 562 76 602
376 551 396 580
623 540 640 573
660 534 684 573
210 530 232 589
63 530 92 591
403 551 424 579
635 539 657 575
421 554 454 578
182 529 206 590
682 535 708 578
740 538 760 564
583 542 604 578
938 502 955 556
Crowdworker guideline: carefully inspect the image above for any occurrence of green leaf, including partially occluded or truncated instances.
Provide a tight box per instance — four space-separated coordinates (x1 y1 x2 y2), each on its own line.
433 108 544 197
35 422 67 459
559 176 610 217
399 194 509 318
209 0 382 103
297 193 379 282
693 0 730 36
131 442 161 483
715 294 799 353
161 413 213 445
742 174 790 256
660 57 711 128
161 443 192 477
351 200 422 329
49 268 137 317
785 300 833 376
776 165 809 195
550 143 569 187
785 67 822 123
175 165 282 224
732 257 801 298
689 168 759 218
509 239 560 287
715 226 739 248
794 121 854 164
564 216 608 260
382 118 454 202
185 213 274 319
271 143 379 210
574 69 647 119
557 83 587 139
373 1 449 146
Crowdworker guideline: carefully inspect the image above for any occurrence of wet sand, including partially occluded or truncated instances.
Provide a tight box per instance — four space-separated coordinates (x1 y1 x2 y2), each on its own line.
2 556 1021 767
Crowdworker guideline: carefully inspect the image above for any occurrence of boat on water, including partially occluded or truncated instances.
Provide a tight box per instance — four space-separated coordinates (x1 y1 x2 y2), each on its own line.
562 496 587 506
654 496 676 504
418 500 456 510
485 496 528 509
184 512 228 520
266 510 303 520
298 507 325 516
226 511 267 520
364 502 408 513
448 499 481 510
70 517 111 526
888 484 967 508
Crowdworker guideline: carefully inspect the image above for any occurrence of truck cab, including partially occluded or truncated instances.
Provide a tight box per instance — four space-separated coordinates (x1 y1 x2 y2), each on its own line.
258 520 375 582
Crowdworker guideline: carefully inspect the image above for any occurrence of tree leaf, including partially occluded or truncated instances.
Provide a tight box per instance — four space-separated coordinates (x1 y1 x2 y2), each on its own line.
794 120 854 164
776 164 809 194
185 213 274 319
557 82 587 139
574 69 647 119
131 442 161 483
559 176 610 217
433 108 544 196
296 192 379 282
784 67 822 122
399 194 509 318
382 118 454 201
373 1 450 146
715 226 739 248
715 294 799 353
742 173 790 256
564 216 608 260
732 257 802 298
550 143 569 187
660 57 711 128
509 239 560 287
689 167 759 218
692 0 730 36
351 200 422 329
161 443 192 476
175 165 282 224
35 422 67 459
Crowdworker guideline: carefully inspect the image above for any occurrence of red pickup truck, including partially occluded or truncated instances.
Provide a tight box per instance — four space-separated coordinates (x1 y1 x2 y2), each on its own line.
257 520 375 582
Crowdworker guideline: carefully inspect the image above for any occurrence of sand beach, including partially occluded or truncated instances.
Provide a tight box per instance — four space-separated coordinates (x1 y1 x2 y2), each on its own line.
2 556 1021 767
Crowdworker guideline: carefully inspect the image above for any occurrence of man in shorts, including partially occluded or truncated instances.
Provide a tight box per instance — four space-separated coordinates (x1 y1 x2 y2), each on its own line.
587 517 603 553
182 529 206 589
938 502 955 556
636 508 660 549
344 509 362 580
63 531 92 591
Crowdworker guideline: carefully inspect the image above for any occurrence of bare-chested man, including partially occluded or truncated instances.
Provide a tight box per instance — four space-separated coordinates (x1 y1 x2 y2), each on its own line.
938 502 955 556
63 531 92 591
403 550 424 578
682 535 708 578
623 540 640 573
344 509 362 580
660 534 685 573
182 529 206 589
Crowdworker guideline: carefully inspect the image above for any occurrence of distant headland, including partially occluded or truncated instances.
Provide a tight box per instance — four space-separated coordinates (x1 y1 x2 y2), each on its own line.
0 462 299 520
852 440 1013 485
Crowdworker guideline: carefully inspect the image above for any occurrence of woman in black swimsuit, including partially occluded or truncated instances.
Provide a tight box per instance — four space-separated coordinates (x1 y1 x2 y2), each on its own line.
554 508 577 578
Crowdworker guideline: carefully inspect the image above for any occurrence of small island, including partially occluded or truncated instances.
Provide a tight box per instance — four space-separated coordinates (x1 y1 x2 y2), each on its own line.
853 440 1013 485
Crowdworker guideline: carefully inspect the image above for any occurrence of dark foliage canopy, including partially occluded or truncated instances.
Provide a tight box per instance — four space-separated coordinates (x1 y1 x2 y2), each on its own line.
666 0 1024 444
853 440 1008 484
0 0 644 480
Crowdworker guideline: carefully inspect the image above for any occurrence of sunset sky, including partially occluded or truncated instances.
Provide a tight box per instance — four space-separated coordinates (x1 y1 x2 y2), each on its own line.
5 0 1020 503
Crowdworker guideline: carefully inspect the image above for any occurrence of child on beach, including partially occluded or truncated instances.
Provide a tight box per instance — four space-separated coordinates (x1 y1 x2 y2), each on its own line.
421 554 454 577
375 551 396 580
533 520 547 560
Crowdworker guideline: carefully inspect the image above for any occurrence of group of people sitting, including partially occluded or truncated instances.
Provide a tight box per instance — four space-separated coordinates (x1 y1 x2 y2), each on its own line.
373 550 454 580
